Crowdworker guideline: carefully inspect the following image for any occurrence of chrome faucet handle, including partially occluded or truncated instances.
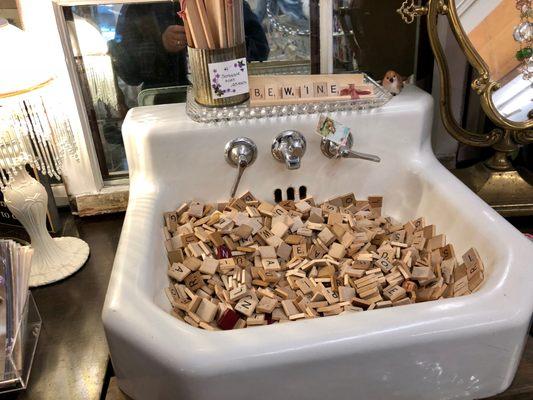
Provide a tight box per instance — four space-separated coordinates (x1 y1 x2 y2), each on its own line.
320 133 381 163
272 130 307 170
224 137 257 198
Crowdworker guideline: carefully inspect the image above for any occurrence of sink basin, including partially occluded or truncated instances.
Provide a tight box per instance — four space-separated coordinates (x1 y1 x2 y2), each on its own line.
103 86 533 400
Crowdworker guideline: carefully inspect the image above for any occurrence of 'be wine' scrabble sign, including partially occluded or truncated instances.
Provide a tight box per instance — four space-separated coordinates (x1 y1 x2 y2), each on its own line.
248 74 375 106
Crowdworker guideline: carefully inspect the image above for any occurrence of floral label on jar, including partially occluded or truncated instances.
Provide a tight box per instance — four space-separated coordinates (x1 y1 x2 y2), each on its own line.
208 58 249 99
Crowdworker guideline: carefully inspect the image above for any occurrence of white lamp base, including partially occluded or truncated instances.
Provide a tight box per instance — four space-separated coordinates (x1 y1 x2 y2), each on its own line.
29 236 89 287
2 168 90 287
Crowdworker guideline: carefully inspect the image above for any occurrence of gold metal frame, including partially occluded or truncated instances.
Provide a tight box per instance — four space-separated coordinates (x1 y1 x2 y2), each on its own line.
399 0 532 170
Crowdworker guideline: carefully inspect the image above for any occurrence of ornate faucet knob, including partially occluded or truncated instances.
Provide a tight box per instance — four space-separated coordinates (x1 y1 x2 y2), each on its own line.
397 0 428 24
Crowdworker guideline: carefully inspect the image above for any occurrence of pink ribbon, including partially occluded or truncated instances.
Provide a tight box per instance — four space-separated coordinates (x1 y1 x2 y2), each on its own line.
340 84 372 100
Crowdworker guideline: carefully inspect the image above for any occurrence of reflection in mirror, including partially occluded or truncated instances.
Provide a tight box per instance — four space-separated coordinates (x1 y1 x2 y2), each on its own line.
336 0 418 80
64 1 312 177
461 0 532 122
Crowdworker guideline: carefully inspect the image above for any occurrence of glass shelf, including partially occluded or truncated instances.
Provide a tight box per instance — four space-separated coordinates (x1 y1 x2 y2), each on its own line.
186 74 392 123
0 293 41 394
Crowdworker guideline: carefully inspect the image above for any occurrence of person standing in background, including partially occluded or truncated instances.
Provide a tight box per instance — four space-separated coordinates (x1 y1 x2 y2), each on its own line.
109 1 269 89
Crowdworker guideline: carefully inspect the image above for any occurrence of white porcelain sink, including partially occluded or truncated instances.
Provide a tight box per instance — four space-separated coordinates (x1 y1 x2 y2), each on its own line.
103 86 533 400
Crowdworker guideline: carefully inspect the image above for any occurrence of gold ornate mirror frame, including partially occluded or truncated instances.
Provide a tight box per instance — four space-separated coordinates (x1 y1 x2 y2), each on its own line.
399 0 533 171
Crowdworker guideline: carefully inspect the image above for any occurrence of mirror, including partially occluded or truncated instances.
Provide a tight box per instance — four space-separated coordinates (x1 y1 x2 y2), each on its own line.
61 0 315 178
397 0 532 171
337 0 419 81
461 0 532 123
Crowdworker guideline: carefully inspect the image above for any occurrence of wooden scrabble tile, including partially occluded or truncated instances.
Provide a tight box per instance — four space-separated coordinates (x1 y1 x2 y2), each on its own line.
257 202 275 216
281 300 300 317
338 285 355 302
375 257 394 273
250 86 265 100
168 262 192 282
454 263 467 282
217 308 240 330
411 266 431 281
300 84 313 98
235 295 258 317
375 300 392 309
256 296 278 313
258 246 277 259
280 85 297 99
440 243 456 260
189 201 204 218
208 231 225 247
183 256 202 271
164 212 178 232
329 223 348 241
196 299 218 323
271 221 289 238
247 314 267 326
184 271 204 291
277 242 292 260
440 258 456 284
383 285 407 301
262 258 281 272
367 196 383 209
427 234 446 251
233 224 253 239
318 227 336 246
322 287 340 304
453 275 469 296
314 82 328 97
295 277 314 294
468 270 483 292
296 227 313 237
293 243 307 258
229 285 249 301
392 297 412 307
295 200 312 213
265 85 278 99
352 297 372 309
328 243 346 259
462 247 483 271
390 229 406 243
288 313 307 321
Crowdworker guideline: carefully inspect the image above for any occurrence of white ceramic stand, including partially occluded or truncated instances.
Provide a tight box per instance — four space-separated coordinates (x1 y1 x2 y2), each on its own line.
2 168 89 287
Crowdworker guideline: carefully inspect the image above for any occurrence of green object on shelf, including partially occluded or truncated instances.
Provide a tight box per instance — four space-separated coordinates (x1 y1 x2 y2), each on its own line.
516 47 532 61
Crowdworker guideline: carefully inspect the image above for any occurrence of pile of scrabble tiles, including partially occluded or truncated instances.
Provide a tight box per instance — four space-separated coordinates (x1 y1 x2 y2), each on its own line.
163 191 485 330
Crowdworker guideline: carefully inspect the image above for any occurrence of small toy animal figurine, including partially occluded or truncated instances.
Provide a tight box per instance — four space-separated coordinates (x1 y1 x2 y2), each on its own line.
382 70 406 96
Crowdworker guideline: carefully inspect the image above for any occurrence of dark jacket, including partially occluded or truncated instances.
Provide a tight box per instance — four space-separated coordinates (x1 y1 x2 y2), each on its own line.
109 1 269 88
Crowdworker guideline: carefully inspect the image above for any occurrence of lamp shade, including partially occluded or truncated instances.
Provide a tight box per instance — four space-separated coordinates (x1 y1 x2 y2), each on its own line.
0 18 54 97
0 19 78 188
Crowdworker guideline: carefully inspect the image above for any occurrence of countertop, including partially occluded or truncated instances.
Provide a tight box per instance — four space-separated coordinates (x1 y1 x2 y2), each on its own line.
0 213 124 400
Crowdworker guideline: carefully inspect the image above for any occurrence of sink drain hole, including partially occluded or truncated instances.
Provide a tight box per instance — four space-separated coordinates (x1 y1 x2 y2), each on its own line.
287 187 295 201
273 186 307 203
274 188 283 203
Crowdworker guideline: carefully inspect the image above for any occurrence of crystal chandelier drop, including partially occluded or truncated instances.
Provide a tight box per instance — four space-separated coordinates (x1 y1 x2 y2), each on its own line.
514 0 533 81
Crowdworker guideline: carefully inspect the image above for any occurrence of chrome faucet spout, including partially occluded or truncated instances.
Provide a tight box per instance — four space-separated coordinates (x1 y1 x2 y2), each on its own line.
285 155 301 170
272 131 307 170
